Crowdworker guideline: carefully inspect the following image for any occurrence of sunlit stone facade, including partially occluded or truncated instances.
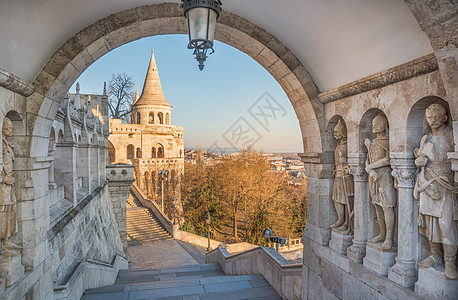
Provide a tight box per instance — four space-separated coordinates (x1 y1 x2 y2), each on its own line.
108 51 184 222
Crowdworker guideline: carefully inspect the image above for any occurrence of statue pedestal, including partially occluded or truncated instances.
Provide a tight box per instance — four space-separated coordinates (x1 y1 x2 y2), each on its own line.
387 258 417 288
363 242 396 276
347 240 366 263
415 265 458 299
329 229 353 255
0 253 24 287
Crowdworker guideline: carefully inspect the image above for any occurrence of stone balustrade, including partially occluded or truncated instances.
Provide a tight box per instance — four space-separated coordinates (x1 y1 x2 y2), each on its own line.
206 245 302 300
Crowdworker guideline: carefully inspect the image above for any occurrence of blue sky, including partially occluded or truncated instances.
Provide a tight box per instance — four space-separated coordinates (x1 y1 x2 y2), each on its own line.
70 34 302 153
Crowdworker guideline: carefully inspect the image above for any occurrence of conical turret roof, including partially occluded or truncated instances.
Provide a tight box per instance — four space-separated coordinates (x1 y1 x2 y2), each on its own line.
134 51 171 108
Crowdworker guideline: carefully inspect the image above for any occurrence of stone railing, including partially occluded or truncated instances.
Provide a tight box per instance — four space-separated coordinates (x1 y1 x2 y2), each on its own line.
206 245 302 300
53 254 128 300
278 237 303 253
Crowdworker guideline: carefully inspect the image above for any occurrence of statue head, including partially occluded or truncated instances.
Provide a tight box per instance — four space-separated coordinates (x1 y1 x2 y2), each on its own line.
333 119 347 140
2 117 13 138
425 103 447 130
372 114 388 134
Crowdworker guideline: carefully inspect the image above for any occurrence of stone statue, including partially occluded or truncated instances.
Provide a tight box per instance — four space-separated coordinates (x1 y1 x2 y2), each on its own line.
330 120 354 234
414 103 457 280
364 114 396 250
0 117 21 259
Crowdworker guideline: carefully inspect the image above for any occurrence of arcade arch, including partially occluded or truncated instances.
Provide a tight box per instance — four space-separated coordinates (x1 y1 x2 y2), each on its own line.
28 3 324 163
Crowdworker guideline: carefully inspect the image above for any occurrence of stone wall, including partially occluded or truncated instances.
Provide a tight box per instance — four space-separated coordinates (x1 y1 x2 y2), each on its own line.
0 84 131 300
47 183 124 285
301 64 457 298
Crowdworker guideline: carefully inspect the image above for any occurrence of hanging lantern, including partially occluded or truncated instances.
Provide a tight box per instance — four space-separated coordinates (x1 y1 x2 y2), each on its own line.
182 0 222 70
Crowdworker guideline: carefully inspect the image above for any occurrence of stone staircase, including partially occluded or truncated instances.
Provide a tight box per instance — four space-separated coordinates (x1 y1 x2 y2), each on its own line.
126 193 172 246
81 263 281 299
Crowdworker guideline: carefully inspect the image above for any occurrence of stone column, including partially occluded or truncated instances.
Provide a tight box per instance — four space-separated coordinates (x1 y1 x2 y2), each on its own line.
300 153 334 246
107 163 135 254
77 144 90 190
388 158 418 287
89 144 99 189
347 156 370 263
54 141 77 203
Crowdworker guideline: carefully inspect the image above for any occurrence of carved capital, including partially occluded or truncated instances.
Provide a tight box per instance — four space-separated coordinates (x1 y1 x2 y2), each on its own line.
391 168 417 189
390 158 417 188
349 164 367 182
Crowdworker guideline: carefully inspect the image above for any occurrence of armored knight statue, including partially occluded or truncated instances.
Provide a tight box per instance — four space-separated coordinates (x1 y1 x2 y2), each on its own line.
0 117 22 259
414 103 457 280
364 114 396 250
330 119 354 234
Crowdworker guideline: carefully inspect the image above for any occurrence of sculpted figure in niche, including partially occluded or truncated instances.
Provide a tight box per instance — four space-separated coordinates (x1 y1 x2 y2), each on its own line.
414 103 457 280
0 117 22 258
330 120 354 234
364 114 396 250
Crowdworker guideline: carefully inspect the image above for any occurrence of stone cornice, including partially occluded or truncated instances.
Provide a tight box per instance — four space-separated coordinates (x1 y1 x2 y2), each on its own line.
0 67 35 97
318 53 438 104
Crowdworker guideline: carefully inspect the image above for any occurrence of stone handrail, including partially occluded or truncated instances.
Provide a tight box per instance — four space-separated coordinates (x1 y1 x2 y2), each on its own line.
278 237 303 253
53 253 128 300
206 245 302 300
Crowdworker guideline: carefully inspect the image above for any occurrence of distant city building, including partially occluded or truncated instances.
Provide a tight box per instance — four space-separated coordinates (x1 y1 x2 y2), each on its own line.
108 51 184 223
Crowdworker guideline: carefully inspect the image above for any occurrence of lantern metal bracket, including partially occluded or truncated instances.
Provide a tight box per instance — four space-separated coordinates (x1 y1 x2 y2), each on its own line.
182 0 222 70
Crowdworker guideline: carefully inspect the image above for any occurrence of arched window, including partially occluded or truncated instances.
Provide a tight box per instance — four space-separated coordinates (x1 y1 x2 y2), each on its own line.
136 147 142 158
166 113 170 125
108 141 115 163
152 147 156 158
127 144 135 159
149 112 154 124
136 112 141 124
157 146 164 158
158 112 163 124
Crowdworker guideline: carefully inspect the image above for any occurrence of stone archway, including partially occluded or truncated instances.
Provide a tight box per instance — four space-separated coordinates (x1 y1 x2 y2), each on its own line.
27 3 324 160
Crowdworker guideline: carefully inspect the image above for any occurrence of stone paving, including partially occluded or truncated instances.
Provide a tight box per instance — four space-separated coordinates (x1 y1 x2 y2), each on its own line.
127 240 201 270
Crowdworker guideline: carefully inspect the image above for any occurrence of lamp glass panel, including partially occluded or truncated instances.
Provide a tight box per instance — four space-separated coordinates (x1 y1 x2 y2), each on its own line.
188 7 217 44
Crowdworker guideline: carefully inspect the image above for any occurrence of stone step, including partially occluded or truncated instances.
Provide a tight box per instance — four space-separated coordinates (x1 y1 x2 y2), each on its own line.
83 268 275 300
126 226 167 232
126 194 170 246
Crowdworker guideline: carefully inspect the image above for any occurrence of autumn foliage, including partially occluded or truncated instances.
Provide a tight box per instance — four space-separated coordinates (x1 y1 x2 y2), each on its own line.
181 149 307 245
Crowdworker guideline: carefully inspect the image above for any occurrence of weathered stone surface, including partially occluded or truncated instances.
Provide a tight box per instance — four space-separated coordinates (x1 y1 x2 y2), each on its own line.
362 244 397 276
415 266 458 299
329 230 354 256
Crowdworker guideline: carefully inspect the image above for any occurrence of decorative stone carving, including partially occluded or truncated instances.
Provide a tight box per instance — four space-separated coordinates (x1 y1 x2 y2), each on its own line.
0 117 23 287
391 165 417 189
364 114 396 250
330 120 354 234
349 164 368 182
0 67 35 97
413 103 457 280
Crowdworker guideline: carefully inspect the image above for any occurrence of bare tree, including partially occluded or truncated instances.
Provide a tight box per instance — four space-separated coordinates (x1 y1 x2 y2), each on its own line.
107 73 135 122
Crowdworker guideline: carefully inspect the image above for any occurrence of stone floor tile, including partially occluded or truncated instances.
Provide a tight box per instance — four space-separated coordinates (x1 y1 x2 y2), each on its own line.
199 286 279 300
82 291 129 300
248 278 270 288
203 280 253 293
129 279 201 291
199 275 260 285
182 295 201 300
128 285 205 299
